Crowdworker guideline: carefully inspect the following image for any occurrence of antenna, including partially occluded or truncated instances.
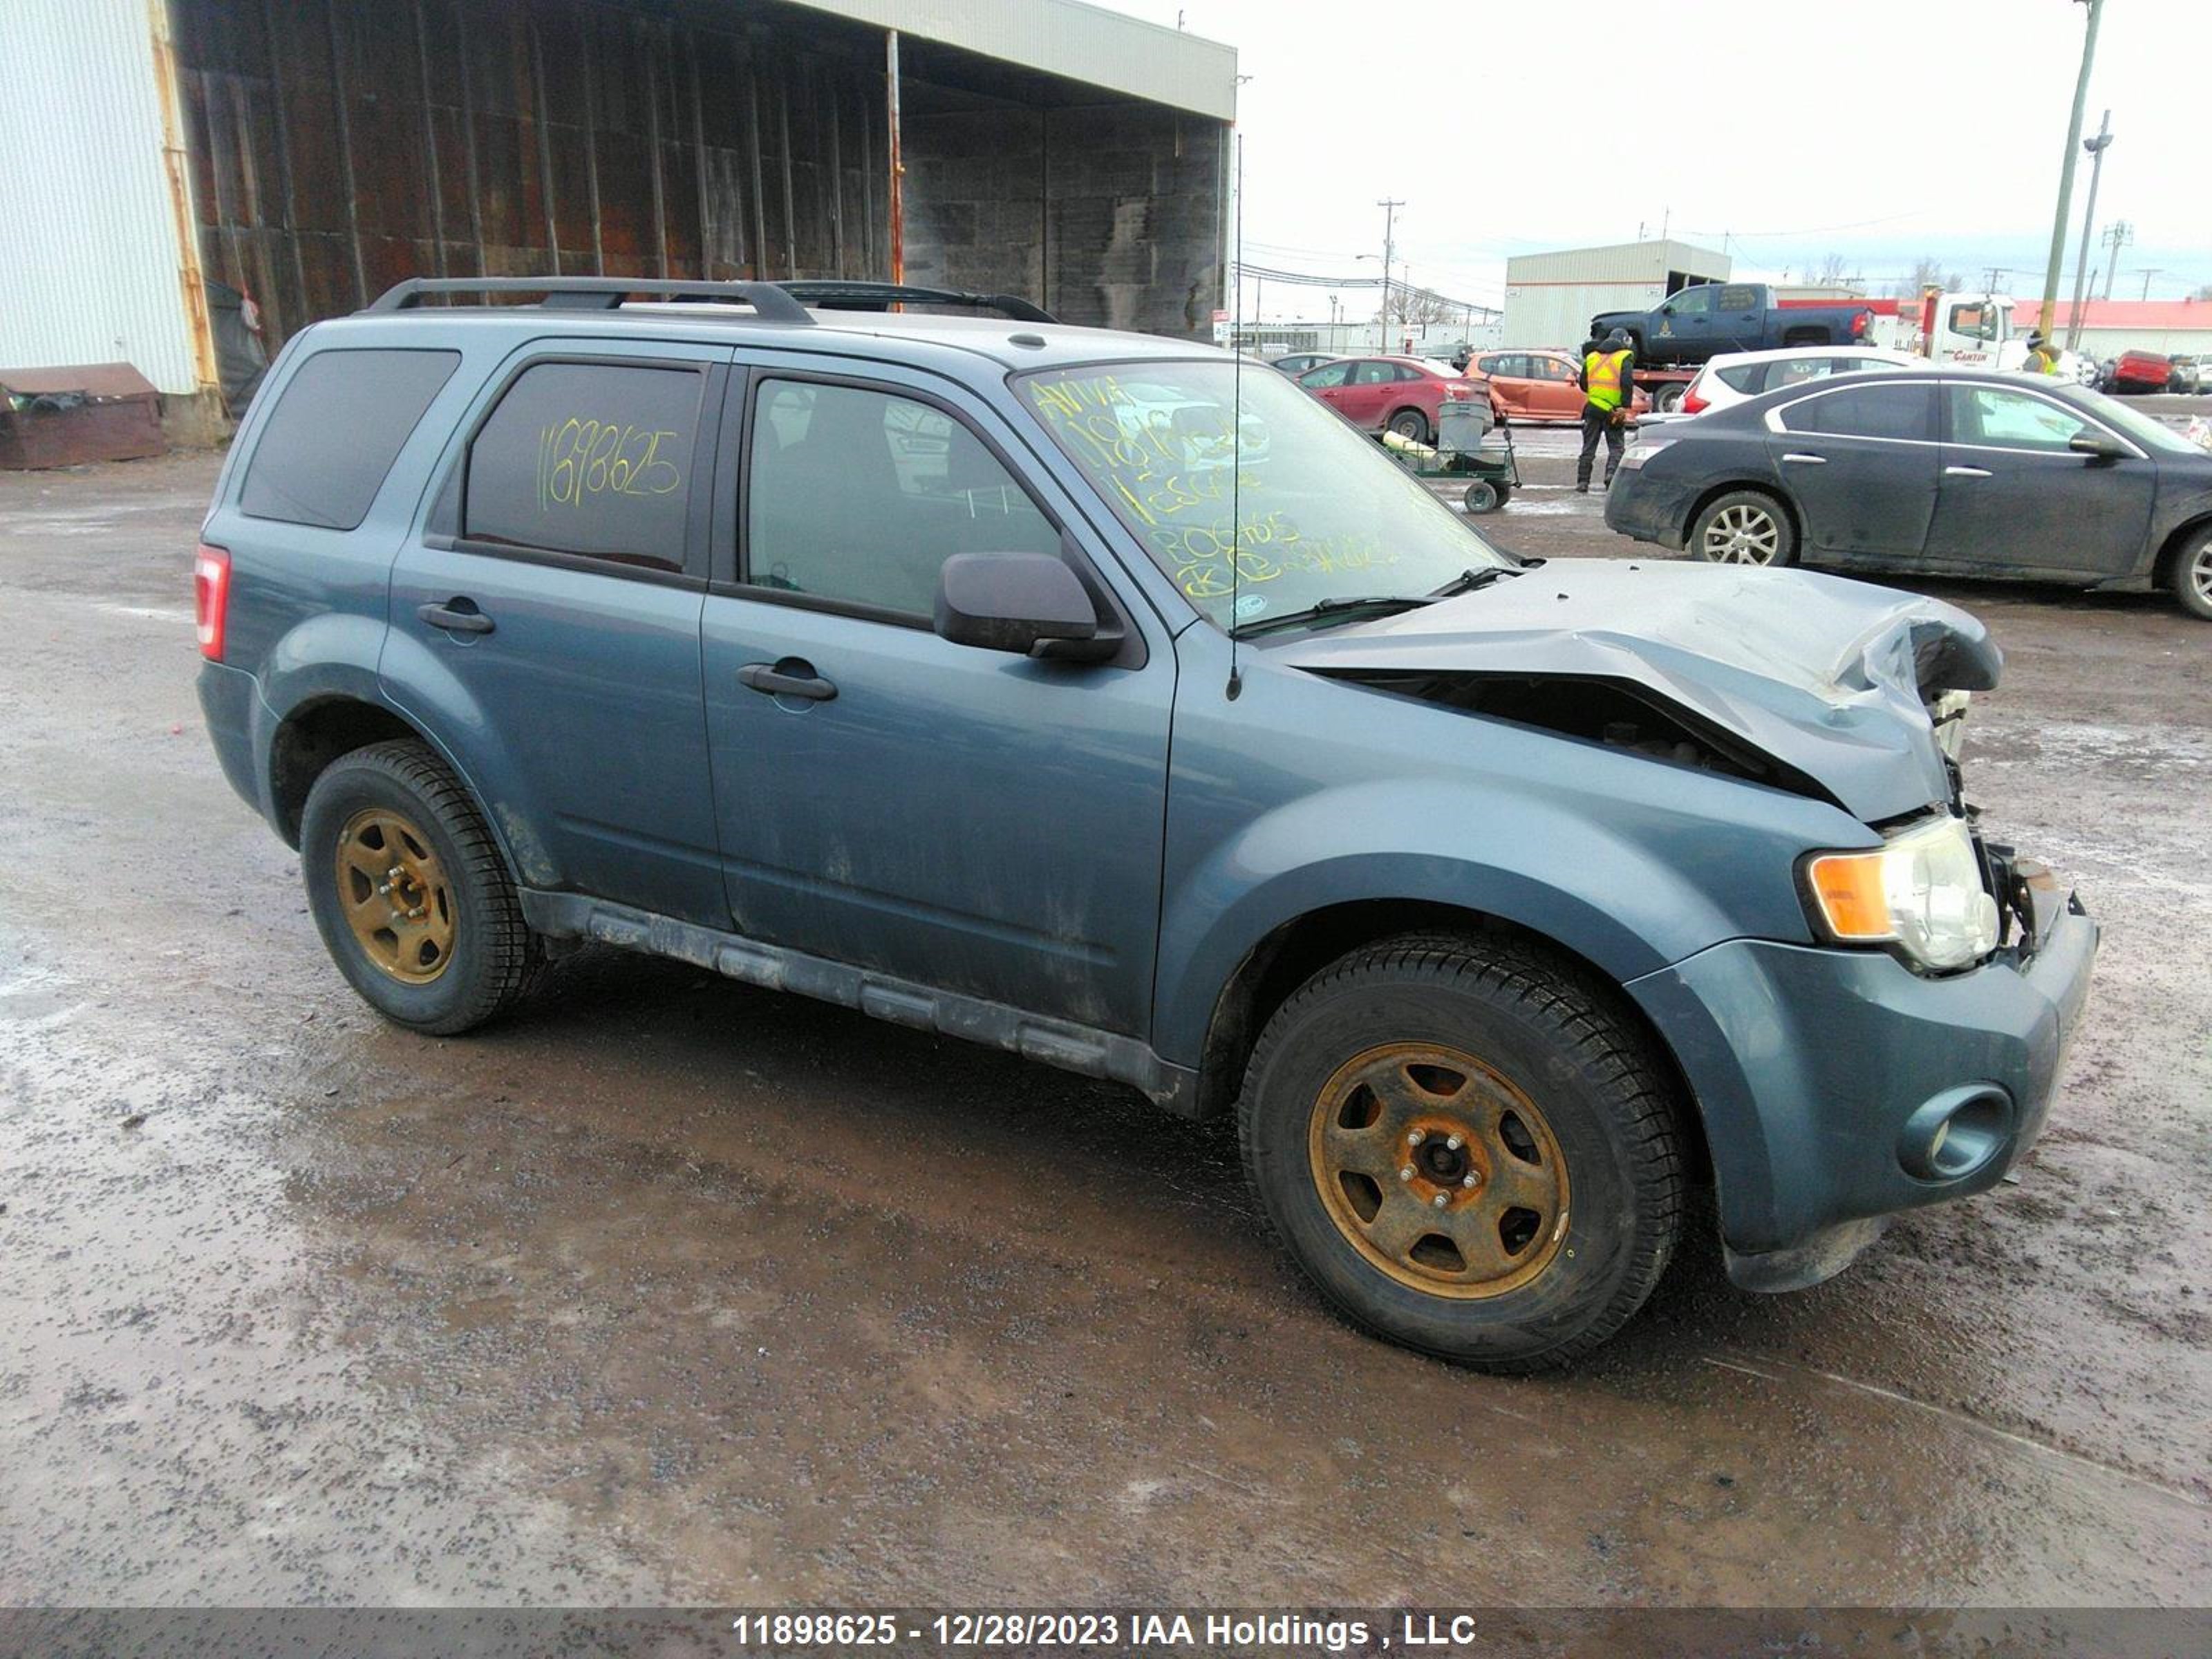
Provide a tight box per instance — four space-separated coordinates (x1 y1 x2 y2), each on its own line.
1226 133 1245 702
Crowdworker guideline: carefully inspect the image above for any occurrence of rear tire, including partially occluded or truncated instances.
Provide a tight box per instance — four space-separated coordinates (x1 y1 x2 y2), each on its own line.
300 740 541 1035
2173 527 2212 621
1689 489 1797 567
1463 479 1501 514
1387 407 1431 444
1237 933 1685 1372
1652 382 1687 415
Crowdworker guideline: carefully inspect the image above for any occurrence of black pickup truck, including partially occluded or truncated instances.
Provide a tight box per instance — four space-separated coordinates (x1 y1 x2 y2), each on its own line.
1591 282 1876 367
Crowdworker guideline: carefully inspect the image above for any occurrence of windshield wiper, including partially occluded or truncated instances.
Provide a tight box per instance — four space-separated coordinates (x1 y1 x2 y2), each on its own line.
1428 565 1526 597
1232 593 1434 638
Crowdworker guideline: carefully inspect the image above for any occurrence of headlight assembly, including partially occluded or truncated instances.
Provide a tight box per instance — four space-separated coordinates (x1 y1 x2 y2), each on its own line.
1801 814 2000 972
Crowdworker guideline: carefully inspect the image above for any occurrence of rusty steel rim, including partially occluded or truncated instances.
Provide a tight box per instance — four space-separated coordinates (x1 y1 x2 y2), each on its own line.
1306 1042 1569 1298
335 807 456 985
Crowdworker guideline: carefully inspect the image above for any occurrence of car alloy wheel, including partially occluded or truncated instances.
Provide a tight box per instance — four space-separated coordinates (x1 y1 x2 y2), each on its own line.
2176 535 2212 628
334 805 457 984
1702 502 1782 564
1306 1041 1569 1298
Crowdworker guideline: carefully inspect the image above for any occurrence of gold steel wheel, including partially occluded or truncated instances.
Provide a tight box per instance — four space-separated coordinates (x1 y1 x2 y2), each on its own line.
1306 1042 1569 1297
335 807 456 985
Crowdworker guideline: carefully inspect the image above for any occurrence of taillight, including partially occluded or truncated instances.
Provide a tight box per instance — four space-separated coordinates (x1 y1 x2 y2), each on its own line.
1852 311 1869 336
194 543 230 662
1680 376 1709 415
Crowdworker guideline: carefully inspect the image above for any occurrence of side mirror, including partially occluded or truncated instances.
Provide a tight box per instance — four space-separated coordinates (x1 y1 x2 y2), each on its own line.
933 551 1111 662
2068 431 2126 462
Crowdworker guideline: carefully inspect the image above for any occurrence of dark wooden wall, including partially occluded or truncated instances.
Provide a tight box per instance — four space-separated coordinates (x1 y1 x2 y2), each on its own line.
174 0 891 349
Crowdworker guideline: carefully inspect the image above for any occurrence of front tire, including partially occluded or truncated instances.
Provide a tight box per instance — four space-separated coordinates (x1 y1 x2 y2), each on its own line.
1237 935 1684 1372
1463 478 1501 514
1689 489 1797 566
2173 527 2212 621
300 740 540 1035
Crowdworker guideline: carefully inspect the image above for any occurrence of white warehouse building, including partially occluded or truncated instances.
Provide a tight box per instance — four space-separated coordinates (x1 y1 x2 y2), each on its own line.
1501 239 1731 350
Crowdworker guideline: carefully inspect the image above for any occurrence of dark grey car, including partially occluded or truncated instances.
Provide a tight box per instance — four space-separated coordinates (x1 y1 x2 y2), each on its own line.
1605 368 2212 619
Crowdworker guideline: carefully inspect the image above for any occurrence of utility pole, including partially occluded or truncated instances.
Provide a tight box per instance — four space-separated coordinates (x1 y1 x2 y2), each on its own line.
1376 198 1404 344
2139 269 2162 301
2036 0 2104 344
2101 219 2131 301
2065 109 2112 350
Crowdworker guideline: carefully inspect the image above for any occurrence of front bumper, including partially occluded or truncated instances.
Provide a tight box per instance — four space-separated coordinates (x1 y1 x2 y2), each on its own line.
1627 879 2097 1289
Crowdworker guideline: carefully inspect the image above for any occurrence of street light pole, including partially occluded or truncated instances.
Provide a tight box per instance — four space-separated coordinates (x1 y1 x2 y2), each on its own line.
2101 220 2131 301
1376 198 1404 352
2064 109 2112 352
2036 0 2104 344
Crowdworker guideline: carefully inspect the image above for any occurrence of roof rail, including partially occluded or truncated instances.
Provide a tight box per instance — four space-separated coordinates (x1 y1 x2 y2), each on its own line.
364 277 815 325
775 281 1057 324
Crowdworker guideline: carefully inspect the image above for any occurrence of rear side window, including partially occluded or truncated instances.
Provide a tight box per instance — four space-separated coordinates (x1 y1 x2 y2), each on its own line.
1714 363 1763 393
1717 285 1761 310
240 348 458 529
463 361 703 571
1779 383 1935 441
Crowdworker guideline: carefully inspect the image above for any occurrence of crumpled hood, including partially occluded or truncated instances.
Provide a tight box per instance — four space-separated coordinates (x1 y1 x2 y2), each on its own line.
1272 561 2001 823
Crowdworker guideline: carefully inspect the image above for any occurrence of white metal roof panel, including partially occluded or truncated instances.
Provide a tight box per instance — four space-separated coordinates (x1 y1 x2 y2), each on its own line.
785 0 1238 120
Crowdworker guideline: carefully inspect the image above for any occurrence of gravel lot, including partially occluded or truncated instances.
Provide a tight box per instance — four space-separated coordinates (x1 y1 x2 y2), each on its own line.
1 441 2207 1610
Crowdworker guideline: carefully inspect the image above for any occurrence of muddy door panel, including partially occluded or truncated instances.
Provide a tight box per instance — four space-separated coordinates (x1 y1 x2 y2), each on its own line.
702 362 1174 1035
384 344 729 924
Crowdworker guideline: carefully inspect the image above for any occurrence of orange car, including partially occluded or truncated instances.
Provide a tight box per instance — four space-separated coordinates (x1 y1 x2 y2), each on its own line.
1470 348 1651 424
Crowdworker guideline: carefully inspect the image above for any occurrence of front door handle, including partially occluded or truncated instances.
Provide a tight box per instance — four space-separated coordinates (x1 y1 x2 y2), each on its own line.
1944 465 1993 478
1781 452 1828 465
418 599 494 634
738 662 838 702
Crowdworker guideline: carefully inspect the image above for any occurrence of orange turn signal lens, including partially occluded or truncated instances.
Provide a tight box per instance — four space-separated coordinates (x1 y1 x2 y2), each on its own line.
1803 850 1895 942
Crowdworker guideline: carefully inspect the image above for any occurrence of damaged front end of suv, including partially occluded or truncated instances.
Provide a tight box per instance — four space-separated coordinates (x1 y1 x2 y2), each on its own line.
1259 559 2095 1291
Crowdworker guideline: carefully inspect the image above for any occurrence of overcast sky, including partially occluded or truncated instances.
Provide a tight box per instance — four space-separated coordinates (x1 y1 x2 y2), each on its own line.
1096 0 2211 321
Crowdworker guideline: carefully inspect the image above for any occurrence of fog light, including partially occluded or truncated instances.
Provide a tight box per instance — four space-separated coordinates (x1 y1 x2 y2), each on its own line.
1897 1085 2013 1181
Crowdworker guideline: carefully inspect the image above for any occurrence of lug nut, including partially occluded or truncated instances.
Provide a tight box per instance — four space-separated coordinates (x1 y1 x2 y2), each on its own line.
1461 1173 1477 1188
1407 1130 1423 1145
1445 1134 1463 1151
1399 1165 1416 1182
1432 1192 1450 1208
377 881 391 894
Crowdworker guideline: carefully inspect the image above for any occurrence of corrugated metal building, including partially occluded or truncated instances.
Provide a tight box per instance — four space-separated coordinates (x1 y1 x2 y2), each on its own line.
0 0 1235 422
1500 239 1730 349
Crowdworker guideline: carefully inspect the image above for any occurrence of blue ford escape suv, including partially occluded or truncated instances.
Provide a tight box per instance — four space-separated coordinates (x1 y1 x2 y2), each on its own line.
196 278 2098 1371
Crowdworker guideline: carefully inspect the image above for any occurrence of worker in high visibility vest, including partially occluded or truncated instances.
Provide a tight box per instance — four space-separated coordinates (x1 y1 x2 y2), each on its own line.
1577 328 1636 492
2022 332 2060 375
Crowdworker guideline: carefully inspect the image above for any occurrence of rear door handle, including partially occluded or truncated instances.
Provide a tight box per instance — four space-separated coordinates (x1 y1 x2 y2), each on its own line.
1781 452 1828 465
738 662 837 702
418 599 494 634
1944 465 1992 478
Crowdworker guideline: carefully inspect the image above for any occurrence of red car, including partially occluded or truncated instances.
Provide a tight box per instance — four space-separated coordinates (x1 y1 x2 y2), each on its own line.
2106 349 2174 395
1295 355 1481 444
1471 348 1651 424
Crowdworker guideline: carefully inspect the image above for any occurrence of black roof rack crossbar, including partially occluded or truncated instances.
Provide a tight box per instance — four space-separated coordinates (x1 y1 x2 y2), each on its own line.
774 281 1056 324
364 277 815 324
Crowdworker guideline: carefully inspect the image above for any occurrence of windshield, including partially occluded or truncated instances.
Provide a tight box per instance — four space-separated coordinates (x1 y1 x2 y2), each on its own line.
1018 359 1512 631
2061 385 2202 457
